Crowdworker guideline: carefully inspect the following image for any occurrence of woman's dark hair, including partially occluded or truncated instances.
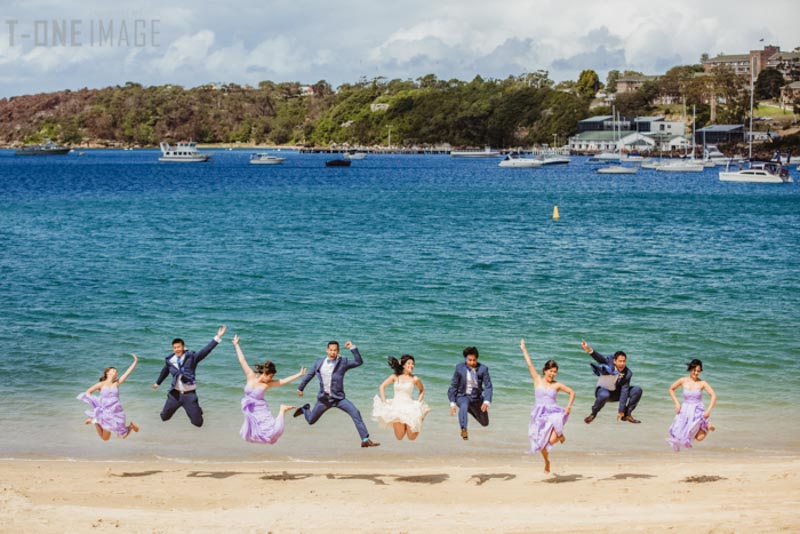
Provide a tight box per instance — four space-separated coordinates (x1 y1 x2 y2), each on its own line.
254 361 277 376
388 354 415 375
100 367 117 382
542 360 559 374
686 359 703 372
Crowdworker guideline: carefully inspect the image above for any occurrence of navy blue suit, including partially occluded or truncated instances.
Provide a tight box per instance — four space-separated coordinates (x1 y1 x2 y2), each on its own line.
296 347 371 440
155 337 219 427
589 350 642 417
448 362 493 430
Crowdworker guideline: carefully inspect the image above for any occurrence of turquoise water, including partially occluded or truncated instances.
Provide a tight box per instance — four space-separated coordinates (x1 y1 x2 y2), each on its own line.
1 150 798 460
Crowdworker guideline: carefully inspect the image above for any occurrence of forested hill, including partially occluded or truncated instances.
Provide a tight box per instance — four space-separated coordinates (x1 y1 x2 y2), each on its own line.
0 74 590 148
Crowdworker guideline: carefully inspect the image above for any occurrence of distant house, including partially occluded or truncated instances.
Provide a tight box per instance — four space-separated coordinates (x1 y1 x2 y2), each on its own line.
616 75 659 94
577 115 632 133
370 103 389 112
633 116 686 136
299 86 315 97
666 136 691 151
767 51 800 80
694 125 746 145
619 132 656 151
781 81 800 108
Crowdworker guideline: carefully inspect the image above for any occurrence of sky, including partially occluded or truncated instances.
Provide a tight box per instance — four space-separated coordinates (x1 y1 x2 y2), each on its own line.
0 0 797 98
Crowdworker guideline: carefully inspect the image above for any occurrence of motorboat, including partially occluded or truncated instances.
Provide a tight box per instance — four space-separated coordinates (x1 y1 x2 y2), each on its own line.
325 158 351 167
451 147 501 158
250 153 286 165
536 155 570 165
15 139 70 155
344 151 367 160
588 151 620 163
158 141 210 162
596 165 638 174
655 160 704 173
719 161 792 183
704 145 743 167
498 153 542 168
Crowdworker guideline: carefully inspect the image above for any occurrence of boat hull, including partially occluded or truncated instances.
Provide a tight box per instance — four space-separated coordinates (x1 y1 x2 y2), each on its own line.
158 156 210 162
719 172 791 183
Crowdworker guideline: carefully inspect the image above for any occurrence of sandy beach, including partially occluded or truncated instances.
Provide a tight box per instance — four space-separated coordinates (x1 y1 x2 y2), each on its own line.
1 454 797 533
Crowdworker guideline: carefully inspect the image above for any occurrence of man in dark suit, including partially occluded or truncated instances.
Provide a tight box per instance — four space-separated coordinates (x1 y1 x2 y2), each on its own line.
448 346 493 440
294 340 379 448
581 339 643 424
152 325 227 427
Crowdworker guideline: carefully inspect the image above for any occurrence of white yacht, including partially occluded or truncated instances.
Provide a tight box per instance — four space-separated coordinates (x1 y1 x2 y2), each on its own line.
250 153 286 165
719 162 792 183
588 151 620 163
596 165 638 174
655 160 705 173
537 155 571 165
451 147 501 158
344 151 367 160
158 141 210 162
498 153 542 168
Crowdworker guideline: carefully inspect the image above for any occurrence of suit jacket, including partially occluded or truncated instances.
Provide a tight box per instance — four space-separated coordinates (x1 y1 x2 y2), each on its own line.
447 362 493 404
297 347 363 401
155 338 219 389
590 350 633 412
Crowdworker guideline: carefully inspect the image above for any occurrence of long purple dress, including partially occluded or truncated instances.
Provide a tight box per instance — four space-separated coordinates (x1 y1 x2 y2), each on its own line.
666 389 709 452
77 385 131 437
240 385 284 444
528 386 568 453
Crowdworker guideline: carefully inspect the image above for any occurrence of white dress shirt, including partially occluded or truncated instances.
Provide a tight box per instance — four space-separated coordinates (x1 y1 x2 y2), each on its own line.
320 358 337 395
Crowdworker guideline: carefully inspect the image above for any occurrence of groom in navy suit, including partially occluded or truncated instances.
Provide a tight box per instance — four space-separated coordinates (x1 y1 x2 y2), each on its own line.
294 340 380 448
448 346 493 440
581 339 643 424
152 325 226 427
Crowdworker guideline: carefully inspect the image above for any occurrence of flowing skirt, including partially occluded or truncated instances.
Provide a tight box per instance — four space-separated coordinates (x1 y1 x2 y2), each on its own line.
240 396 284 444
372 395 431 433
77 392 130 437
528 404 568 453
666 402 709 452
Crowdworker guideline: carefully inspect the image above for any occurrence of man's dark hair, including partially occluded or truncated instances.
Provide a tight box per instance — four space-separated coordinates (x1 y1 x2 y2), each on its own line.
463 346 479 358
172 338 185 347
613 351 627 360
327 341 339 349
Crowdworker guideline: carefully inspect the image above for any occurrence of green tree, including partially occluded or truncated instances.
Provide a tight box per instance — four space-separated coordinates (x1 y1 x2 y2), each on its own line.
755 68 786 100
606 70 620 93
576 70 600 98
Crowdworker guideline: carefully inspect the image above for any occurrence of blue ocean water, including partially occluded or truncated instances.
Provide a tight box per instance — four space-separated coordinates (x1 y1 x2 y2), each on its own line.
1 149 798 460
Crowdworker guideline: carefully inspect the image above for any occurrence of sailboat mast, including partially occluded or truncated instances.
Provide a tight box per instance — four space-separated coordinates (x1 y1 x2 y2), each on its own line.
748 55 754 160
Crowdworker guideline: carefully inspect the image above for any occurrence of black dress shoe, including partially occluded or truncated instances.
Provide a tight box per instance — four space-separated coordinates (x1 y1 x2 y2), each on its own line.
584 414 595 424
622 415 641 424
361 439 380 448
293 404 309 418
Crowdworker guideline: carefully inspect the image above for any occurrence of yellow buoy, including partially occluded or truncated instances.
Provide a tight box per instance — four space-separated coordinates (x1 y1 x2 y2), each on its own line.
552 205 560 221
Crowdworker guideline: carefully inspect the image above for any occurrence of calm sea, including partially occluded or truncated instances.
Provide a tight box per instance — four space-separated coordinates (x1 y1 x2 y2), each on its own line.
1 149 798 462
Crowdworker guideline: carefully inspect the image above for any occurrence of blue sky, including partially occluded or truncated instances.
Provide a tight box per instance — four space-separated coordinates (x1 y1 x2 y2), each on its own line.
0 0 797 97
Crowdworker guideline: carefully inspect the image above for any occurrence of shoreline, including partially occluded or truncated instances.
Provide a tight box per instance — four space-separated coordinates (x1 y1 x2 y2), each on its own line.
1 455 797 532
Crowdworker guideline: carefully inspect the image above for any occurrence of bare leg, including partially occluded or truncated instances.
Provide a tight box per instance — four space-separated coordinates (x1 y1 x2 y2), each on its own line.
392 422 407 440
549 429 560 445
278 405 296 417
695 429 707 442
84 418 92 425
122 422 139 439
94 423 105 440
406 426 420 441
559 433 566 444
541 449 550 473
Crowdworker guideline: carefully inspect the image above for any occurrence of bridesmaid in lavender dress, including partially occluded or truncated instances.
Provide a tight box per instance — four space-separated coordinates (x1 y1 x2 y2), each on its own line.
667 359 717 451
233 334 305 444
520 339 575 473
77 354 140 441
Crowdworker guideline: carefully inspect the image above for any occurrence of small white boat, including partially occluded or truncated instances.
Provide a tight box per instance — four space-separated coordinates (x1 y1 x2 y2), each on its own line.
250 153 286 165
588 152 620 163
158 141 210 162
451 147 501 158
498 153 542 168
597 165 638 174
656 160 704 173
344 152 367 160
537 155 570 165
719 162 792 183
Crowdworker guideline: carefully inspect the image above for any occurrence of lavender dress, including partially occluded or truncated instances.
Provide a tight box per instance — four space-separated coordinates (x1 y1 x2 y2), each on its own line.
528 387 568 453
240 385 284 444
666 389 709 452
77 385 131 437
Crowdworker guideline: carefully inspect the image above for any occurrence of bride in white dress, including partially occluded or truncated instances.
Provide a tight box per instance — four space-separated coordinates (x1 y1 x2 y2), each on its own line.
372 355 431 440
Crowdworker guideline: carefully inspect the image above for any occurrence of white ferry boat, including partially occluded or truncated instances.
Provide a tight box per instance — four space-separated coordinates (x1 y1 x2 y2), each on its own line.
250 153 286 165
158 141 211 162
451 147 501 158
